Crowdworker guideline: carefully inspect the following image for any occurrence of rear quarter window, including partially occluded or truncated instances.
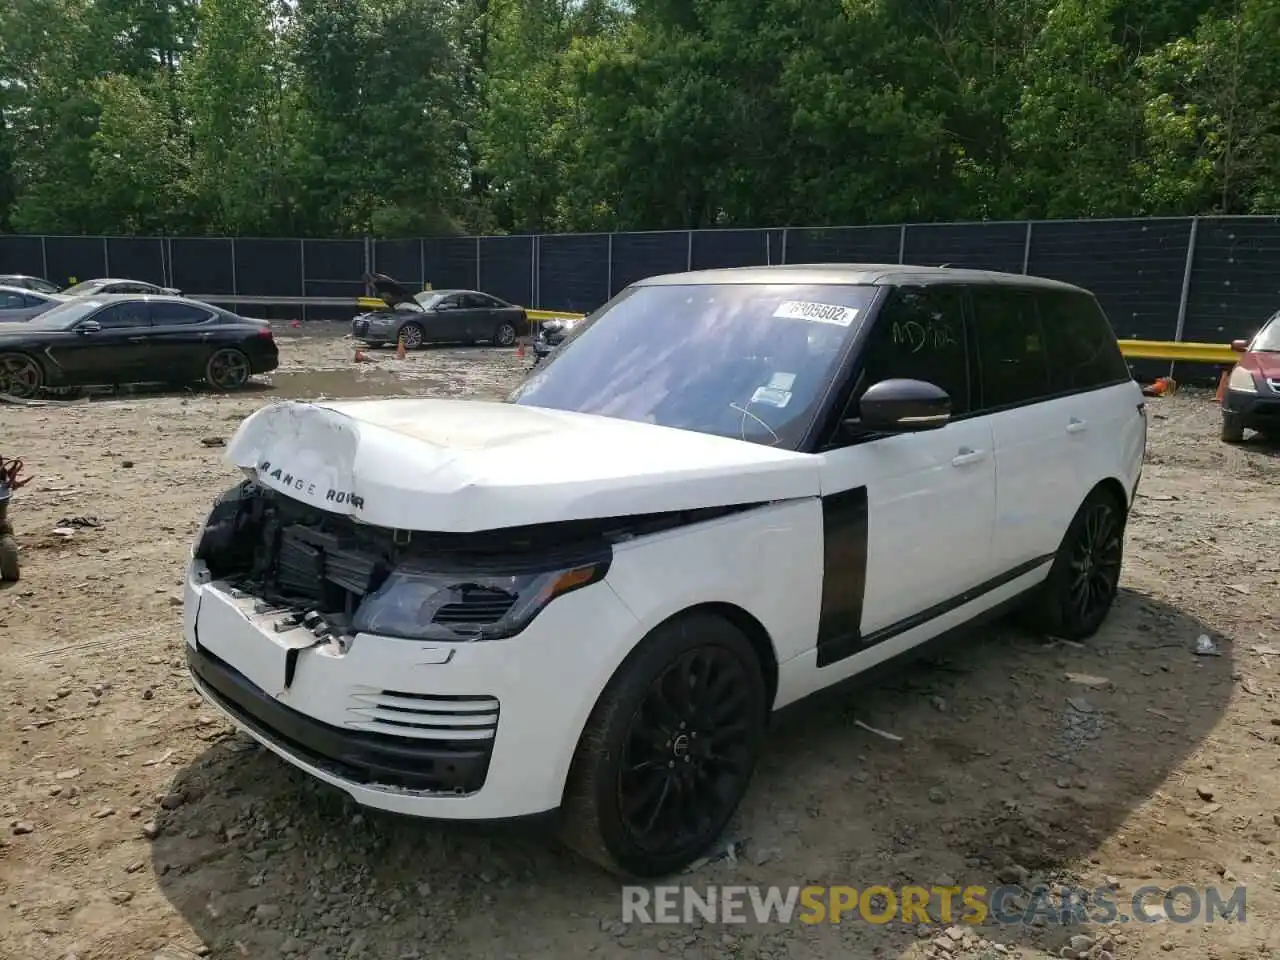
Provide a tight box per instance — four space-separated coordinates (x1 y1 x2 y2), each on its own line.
1036 291 1131 392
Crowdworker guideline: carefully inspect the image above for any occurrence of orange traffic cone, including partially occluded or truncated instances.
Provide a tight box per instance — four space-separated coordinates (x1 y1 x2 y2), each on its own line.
1216 368 1229 403
516 342 526 359
395 340 406 360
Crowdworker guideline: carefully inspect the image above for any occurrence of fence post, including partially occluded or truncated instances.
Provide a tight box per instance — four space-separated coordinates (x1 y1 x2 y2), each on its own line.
419 239 426 290
40 236 48 280
897 225 906 264
102 237 110 276
780 228 788 265
299 239 307 323
1022 222 1033 274
1173 216 1199 345
766 231 771 266
606 233 614 299
686 231 693 271
530 236 538 308
475 236 482 290
230 238 238 297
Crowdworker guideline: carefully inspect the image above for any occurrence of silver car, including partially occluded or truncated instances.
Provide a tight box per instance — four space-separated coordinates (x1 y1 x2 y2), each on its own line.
0 285 69 322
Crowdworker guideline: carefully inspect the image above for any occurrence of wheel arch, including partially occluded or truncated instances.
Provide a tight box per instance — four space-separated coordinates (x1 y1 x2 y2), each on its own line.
1091 476 1131 515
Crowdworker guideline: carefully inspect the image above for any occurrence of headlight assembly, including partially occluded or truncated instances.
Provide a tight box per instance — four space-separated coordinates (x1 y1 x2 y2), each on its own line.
1228 365 1257 393
352 559 609 642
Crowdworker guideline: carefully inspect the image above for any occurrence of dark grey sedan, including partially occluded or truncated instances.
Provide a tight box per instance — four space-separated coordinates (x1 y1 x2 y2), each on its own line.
352 275 530 349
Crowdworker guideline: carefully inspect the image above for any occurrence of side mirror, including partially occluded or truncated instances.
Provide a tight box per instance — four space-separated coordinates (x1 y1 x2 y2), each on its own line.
77 320 101 335
1230 339 1249 353
847 379 951 433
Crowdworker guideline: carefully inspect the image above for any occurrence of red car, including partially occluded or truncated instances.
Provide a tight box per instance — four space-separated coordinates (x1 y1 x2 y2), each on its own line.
1222 309 1280 443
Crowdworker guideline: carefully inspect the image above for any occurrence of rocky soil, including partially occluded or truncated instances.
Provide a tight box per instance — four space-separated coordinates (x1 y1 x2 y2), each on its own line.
2 331 1278 960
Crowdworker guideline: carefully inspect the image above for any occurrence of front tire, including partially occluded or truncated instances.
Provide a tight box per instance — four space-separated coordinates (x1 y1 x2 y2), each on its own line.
1022 487 1126 641
559 613 767 878
0 352 44 399
398 323 425 350
1221 411 1245 443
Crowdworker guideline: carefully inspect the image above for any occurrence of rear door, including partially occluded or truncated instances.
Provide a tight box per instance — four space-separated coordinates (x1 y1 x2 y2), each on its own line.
53 300 155 383
968 284 1073 573
147 300 221 378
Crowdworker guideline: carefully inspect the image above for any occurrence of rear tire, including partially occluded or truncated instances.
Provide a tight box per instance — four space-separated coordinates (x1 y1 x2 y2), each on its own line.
1221 411 1245 443
205 349 251 391
0 352 44 400
493 321 518 347
559 613 767 878
0 533 19 582
1021 487 1126 641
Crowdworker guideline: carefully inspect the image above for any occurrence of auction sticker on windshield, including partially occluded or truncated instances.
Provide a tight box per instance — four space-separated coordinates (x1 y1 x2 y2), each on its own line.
773 301 860 326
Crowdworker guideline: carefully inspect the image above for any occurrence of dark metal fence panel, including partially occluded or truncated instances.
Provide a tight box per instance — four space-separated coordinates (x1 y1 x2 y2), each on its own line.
610 231 689 294
105 237 165 285
1027 218 1190 342
372 239 424 289
303 239 364 299
538 234 609 313
690 229 768 270
171 238 234 295
44 237 107 286
903 222 1027 274
423 237 477 290
479 236 534 306
1184 216 1280 343
785 226 901 264
235 238 302 297
0 236 44 277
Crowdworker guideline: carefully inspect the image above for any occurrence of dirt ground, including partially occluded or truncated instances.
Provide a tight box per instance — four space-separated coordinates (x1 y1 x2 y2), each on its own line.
2 327 1279 960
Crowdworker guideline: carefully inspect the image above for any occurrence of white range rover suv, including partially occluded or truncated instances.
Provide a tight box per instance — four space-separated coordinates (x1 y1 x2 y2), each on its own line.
184 264 1147 878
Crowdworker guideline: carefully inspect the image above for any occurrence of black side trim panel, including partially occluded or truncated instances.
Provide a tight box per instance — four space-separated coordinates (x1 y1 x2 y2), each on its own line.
816 543 1056 669
815 486 869 667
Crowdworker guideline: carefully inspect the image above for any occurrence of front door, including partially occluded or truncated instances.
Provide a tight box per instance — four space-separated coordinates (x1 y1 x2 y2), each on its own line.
813 284 997 674
429 294 475 342
52 300 155 384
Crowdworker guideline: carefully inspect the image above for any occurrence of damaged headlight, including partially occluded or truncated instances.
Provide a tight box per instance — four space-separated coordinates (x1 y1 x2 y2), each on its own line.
351 559 609 642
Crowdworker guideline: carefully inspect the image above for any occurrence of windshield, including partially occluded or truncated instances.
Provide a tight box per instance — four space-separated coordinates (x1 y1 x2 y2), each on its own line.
509 282 877 449
412 292 444 308
1253 313 1280 352
61 280 103 296
21 298 106 329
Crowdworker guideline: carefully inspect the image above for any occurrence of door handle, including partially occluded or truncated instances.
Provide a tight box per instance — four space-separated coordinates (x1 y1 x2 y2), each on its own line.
951 447 986 467
1066 418 1088 434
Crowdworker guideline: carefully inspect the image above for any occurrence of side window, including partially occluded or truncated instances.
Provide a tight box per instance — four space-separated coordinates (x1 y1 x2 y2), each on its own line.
92 302 151 329
1037 291 1130 392
0 292 25 309
970 286 1051 410
151 302 212 325
436 295 461 311
856 285 971 416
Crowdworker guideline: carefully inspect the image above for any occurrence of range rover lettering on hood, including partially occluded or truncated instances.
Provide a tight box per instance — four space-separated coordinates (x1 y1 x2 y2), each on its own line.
225 398 822 532
257 461 366 510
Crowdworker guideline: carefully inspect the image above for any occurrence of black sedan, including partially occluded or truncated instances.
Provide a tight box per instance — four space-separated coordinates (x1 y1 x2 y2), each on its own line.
0 295 279 399
352 274 529 349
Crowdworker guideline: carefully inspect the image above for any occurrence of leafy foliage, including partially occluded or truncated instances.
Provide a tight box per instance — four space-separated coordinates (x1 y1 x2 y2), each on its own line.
0 0 1277 236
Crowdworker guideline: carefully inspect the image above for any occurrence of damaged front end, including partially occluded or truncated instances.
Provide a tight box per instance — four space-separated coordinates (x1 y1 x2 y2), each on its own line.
192 479 613 650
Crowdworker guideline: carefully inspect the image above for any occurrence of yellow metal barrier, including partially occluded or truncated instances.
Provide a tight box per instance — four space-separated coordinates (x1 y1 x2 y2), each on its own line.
1116 340 1238 365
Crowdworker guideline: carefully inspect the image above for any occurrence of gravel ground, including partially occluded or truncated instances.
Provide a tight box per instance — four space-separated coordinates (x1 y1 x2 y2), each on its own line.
2 329 1279 960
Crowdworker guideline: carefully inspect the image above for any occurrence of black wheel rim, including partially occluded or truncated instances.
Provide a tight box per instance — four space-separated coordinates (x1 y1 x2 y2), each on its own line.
496 324 516 346
617 646 755 855
400 325 423 348
209 351 249 388
0 355 40 399
1068 503 1122 622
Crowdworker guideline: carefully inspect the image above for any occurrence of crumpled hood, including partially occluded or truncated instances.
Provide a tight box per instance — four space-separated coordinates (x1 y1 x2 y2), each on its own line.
226 398 820 532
